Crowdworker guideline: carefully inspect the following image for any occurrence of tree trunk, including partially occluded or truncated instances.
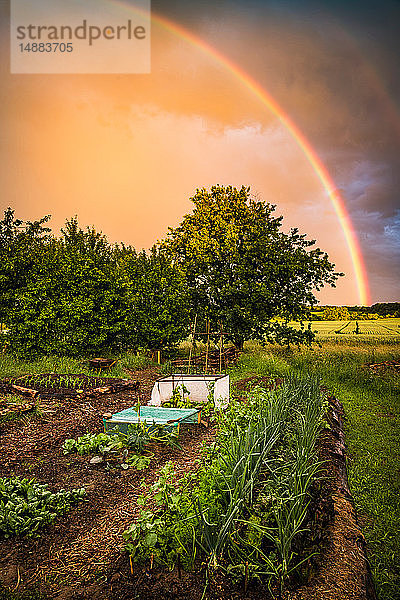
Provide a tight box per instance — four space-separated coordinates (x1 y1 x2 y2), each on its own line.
233 336 244 351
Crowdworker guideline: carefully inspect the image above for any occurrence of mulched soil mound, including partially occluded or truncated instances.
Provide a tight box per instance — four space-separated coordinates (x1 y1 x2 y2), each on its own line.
0 373 140 401
0 371 376 600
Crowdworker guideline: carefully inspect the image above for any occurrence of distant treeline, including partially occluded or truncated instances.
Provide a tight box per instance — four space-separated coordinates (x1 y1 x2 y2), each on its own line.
311 303 400 320
369 303 400 316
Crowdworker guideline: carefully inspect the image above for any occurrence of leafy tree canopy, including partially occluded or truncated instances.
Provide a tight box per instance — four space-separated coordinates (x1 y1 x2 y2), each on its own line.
322 306 351 321
0 210 190 358
160 185 342 348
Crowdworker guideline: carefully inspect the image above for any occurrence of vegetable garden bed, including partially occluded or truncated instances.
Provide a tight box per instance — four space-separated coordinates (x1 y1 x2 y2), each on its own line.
0 368 376 600
149 373 229 409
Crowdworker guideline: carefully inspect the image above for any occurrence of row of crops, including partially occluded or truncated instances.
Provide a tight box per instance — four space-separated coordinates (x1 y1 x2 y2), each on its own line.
0 478 86 538
11 373 112 391
123 375 327 596
289 318 400 337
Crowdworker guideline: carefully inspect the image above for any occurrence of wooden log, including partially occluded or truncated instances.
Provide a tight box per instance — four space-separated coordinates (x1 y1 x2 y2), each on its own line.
11 385 39 398
88 358 116 369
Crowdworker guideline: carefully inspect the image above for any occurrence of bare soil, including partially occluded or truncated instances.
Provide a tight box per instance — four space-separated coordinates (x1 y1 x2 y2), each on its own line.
0 371 376 600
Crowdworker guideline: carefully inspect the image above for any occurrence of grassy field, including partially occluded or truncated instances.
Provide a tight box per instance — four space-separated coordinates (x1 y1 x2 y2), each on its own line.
234 338 400 600
0 352 151 380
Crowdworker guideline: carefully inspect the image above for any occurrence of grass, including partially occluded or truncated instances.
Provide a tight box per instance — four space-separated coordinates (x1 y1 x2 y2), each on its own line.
232 339 400 600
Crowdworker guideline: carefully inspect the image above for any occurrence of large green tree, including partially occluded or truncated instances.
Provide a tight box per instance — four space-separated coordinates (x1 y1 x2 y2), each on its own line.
123 247 191 351
160 185 342 348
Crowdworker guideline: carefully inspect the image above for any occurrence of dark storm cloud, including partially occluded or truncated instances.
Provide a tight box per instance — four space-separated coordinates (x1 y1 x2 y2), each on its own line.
153 0 400 301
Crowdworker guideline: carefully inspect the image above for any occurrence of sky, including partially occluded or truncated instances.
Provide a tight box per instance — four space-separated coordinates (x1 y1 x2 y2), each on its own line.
1 0 399 305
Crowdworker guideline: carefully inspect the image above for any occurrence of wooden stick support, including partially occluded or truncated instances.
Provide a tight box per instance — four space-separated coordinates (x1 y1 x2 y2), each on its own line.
188 314 197 372
205 319 210 373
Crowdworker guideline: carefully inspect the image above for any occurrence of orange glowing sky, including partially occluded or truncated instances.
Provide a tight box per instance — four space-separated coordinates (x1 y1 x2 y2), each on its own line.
2 1 400 304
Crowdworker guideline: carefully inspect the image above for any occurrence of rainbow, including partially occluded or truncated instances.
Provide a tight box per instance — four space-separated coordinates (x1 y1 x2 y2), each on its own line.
111 1 371 305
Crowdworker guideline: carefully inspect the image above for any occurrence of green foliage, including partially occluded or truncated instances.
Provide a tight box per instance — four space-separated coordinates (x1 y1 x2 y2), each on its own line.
124 454 152 470
63 423 181 466
143 423 182 450
160 185 341 348
17 373 87 391
123 462 190 567
0 210 190 358
162 383 217 419
62 433 121 455
123 375 325 594
119 353 154 371
120 423 152 453
322 306 351 320
123 248 191 352
0 477 86 538
370 302 400 317
163 384 193 408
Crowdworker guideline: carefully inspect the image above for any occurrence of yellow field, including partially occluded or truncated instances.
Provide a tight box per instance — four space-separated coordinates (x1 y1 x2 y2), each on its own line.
289 317 400 338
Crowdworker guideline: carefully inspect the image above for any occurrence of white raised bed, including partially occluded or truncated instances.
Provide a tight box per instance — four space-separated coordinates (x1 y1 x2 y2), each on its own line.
150 373 229 409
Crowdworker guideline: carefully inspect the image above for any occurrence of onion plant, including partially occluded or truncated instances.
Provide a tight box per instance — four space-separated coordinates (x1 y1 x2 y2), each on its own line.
123 374 326 596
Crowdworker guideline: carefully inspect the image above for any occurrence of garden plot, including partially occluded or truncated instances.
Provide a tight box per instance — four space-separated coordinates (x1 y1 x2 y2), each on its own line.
0 368 375 600
0 366 217 597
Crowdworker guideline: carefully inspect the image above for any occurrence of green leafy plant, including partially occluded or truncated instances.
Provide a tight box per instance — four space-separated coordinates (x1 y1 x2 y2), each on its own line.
123 462 192 568
163 384 193 408
62 423 181 469
62 432 121 455
124 454 152 470
0 477 86 538
120 423 151 453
